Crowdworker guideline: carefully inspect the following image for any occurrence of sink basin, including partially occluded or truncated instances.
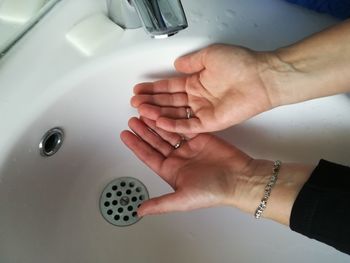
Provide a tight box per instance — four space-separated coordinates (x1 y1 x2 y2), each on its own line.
0 0 349 262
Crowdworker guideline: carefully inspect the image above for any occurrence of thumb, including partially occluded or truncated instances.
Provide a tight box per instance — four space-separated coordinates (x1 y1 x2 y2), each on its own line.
137 192 186 217
174 49 206 74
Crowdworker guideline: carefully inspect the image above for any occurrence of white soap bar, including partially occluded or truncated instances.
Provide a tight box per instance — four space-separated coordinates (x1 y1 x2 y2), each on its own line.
66 13 124 56
0 0 46 24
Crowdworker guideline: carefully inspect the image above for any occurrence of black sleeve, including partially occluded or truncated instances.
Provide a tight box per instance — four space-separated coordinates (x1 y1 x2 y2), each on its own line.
290 159 350 255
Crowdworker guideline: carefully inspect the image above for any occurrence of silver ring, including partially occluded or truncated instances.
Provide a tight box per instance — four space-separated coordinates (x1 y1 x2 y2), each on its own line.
174 136 186 149
186 107 192 119
174 141 182 149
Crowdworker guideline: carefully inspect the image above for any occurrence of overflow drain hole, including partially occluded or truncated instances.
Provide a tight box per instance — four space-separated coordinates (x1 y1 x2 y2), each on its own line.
39 128 64 157
100 177 149 227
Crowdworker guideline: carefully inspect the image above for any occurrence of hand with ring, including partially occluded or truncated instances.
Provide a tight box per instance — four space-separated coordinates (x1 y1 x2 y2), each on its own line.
121 117 255 216
121 117 313 223
131 44 277 134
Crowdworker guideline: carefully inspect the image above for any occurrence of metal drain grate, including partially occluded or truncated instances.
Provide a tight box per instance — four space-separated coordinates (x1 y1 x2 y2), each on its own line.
100 177 149 227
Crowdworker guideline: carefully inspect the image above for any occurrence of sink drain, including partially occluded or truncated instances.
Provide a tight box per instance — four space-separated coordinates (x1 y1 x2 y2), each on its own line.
100 177 149 227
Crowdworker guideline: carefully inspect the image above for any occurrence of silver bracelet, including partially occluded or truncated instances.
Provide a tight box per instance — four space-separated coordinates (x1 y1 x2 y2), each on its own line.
254 160 282 219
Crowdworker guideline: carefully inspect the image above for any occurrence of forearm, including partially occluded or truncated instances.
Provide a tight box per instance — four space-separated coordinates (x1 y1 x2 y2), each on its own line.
236 160 350 254
290 160 350 254
262 162 315 225
262 19 350 107
229 160 315 226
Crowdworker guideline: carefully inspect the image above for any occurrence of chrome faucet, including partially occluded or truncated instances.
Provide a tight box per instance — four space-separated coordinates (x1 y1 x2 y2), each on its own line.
107 0 188 38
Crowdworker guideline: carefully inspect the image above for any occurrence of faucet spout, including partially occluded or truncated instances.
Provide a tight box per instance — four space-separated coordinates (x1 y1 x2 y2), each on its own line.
107 0 188 38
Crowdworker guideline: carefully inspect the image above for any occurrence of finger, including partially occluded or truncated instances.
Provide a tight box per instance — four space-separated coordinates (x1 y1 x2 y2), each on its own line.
128 117 173 157
174 49 206 74
156 117 203 134
138 192 187 216
134 78 186 94
131 93 188 108
138 104 188 120
140 117 184 147
120 130 165 173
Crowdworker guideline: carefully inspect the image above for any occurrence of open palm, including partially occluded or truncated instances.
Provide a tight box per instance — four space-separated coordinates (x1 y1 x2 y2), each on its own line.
120 117 254 216
131 44 274 134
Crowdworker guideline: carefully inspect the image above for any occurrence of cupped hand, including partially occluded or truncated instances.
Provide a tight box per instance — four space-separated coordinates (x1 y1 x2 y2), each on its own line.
120 117 257 217
131 44 275 134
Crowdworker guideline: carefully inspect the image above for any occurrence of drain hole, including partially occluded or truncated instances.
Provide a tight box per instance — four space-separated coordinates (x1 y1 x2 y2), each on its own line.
100 177 149 227
45 134 59 153
39 128 64 157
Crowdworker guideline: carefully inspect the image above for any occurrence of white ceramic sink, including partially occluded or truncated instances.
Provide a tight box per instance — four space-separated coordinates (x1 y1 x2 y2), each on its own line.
0 0 349 262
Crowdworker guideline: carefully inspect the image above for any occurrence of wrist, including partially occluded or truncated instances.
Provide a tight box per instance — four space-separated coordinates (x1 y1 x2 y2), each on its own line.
263 162 315 225
258 20 350 107
256 50 302 108
225 159 275 215
226 159 315 226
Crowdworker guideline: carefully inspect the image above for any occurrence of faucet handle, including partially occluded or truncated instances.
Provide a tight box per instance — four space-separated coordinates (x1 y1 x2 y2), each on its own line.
132 0 188 38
